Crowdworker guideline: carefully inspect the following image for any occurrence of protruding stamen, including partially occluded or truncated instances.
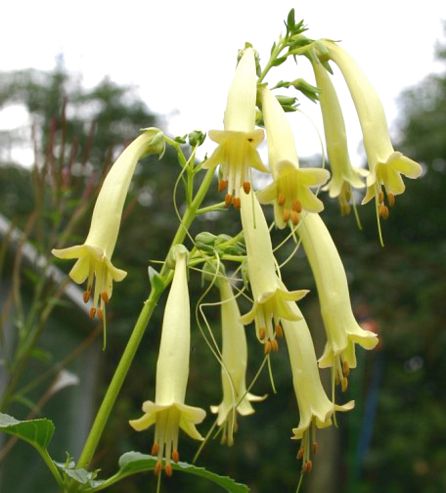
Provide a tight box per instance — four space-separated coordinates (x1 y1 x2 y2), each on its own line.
387 192 395 207
242 181 251 194
297 448 304 460
151 442 160 455
165 462 173 477
283 209 291 223
275 323 283 338
97 308 104 320
312 442 319 455
341 377 348 392
101 291 109 304
379 204 389 219
264 340 272 354
83 290 91 303
270 339 279 352
378 191 384 203
224 193 232 208
292 199 302 213
172 449 180 463
259 327 266 340
277 192 286 206
303 460 313 473
89 307 96 319
218 179 228 192
342 360 350 377
154 460 162 476
232 196 241 209
290 210 300 225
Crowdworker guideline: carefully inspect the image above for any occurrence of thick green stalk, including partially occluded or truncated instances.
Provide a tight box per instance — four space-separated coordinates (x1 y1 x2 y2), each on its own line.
76 167 215 469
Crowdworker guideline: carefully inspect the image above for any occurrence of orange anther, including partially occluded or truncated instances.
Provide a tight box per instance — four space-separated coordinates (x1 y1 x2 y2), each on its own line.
387 192 395 207
151 442 159 456
379 204 389 219
83 290 91 303
378 191 384 203
259 328 266 340
275 324 283 338
277 192 286 206
283 209 291 223
297 448 304 460
292 199 302 213
154 460 162 476
101 291 109 304
303 460 313 473
270 339 279 352
341 377 349 392
243 181 251 194
218 179 228 192
172 449 180 463
224 193 232 208
264 340 272 354
290 210 300 225
232 196 241 209
312 442 319 455
97 308 104 320
165 462 173 477
342 360 350 377
89 307 96 319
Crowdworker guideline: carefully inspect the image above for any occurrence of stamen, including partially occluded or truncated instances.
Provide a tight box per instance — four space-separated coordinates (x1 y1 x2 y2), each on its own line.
387 192 395 207
290 210 300 225
264 340 272 354
97 308 104 320
341 377 348 392
312 442 319 455
151 442 159 455
303 460 313 473
259 328 266 340
270 339 279 352
172 449 180 463
283 209 291 223
378 191 384 203
242 181 251 194
232 196 241 209
165 462 173 477
101 291 109 304
89 307 96 319
379 204 389 219
218 179 228 192
297 448 304 460
154 460 162 476
83 290 91 303
342 360 350 377
292 200 302 213
275 323 283 338
224 193 232 208
277 192 286 206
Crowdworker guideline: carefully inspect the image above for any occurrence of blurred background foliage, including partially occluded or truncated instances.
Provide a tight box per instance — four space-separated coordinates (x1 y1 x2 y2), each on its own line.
0 32 445 493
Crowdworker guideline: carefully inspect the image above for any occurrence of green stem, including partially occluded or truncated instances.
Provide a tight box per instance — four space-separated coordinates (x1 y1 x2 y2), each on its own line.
76 168 215 469
39 449 64 488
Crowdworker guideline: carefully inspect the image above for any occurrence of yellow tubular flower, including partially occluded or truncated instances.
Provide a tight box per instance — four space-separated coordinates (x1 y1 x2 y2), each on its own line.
297 213 378 389
257 86 330 228
239 190 308 352
129 246 206 476
283 309 354 472
310 56 368 215
52 128 165 321
211 275 266 446
321 40 422 215
203 47 267 208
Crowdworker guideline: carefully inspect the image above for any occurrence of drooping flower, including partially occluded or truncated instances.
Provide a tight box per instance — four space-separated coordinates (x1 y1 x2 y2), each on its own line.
310 55 368 214
239 190 308 352
257 86 330 228
319 40 422 216
283 307 354 472
203 47 267 207
297 213 378 389
211 274 266 446
52 128 165 321
129 246 206 476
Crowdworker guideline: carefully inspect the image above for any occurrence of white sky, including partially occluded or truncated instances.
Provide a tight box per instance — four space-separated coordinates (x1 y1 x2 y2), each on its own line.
1 0 445 166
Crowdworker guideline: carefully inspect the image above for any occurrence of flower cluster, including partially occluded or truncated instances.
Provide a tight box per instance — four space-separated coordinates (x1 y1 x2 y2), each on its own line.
52 13 421 485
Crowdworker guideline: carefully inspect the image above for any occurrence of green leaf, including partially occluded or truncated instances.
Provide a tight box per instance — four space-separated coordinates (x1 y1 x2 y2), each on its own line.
0 412 54 452
55 460 103 490
104 451 250 493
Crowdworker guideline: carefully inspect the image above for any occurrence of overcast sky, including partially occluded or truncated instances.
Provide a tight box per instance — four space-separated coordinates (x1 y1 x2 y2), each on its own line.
1 0 445 165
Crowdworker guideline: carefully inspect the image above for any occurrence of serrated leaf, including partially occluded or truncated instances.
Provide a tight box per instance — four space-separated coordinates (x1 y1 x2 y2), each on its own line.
0 412 54 451
111 452 249 493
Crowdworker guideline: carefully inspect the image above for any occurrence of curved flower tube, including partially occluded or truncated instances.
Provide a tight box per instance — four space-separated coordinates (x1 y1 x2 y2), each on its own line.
297 213 378 388
283 307 354 472
52 128 165 321
129 246 206 476
211 275 266 446
320 40 422 215
310 56 368 214
203 47 267 207
240 190 308 351
257 86 329 228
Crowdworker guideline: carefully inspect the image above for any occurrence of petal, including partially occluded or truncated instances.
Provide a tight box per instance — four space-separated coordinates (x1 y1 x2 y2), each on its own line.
388 152 422 178
69 256 91 284
52 244 86 259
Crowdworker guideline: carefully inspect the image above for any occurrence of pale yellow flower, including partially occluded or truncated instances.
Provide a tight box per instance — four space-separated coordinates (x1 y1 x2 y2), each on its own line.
320 40 422 215
52 128 165 320
297 213 378 388
283 307 354 471
239 190 308 351
211 275 266 446
129 246 206 476
203 47 267 207
257 86 329 228
310 56 368 214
